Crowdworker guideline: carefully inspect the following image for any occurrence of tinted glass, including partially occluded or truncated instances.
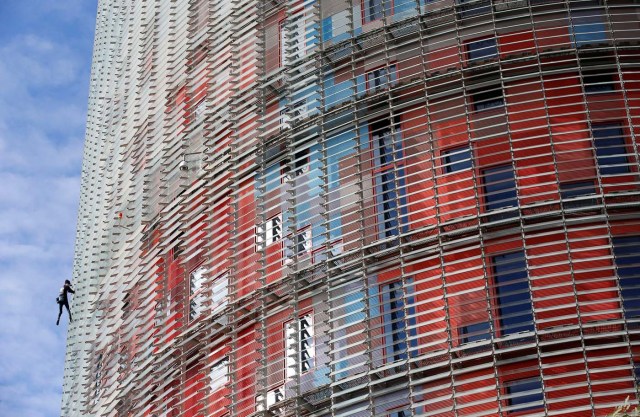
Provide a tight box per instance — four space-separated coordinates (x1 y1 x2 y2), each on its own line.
468 38 498 61
613 236 640 318
473 88 504 111
593 125 629 175
382 281 417 361
442 146 472 173
506 378 543 412
483 165 518 214
493 251 534 335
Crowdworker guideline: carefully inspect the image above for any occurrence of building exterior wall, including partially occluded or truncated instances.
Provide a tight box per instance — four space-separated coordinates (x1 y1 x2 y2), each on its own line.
63 0 640 416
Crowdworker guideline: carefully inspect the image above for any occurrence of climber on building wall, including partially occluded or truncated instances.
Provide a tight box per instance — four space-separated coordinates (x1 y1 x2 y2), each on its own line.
56 279 75 325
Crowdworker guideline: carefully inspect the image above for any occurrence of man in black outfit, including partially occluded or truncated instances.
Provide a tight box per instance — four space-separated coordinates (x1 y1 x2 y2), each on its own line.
57 279 75 325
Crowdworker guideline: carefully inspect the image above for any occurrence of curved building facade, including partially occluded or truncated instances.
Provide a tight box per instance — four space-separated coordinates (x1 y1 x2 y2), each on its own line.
63 0 640 416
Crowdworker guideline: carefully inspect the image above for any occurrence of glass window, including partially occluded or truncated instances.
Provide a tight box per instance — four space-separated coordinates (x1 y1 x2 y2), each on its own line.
211 272 228 316
442 146 472 173
584 73 615 94
593 124 629 175
389 410 410 417
284 227 312 264
612 236 640 318
473 87 504 112
570 6 607 47
560 181 596 209
366 64 398 90
189 266 207 321
280 13 306 66
256 214 283 251
493 251 534 336
456 0 491 18
395 0 418 15
371 119 408 238
282 149 311 180
467 38 498 61
256 386 284 412
286 314 315 378
381 280 418 362
210 357 229 391
363 0 386 23
265 163 281 192
505 378 543 412
460 321 491 344
482 165 518 219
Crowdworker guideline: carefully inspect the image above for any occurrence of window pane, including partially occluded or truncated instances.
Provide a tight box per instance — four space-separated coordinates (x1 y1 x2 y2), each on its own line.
571 9 607 47
473 88 504 111
364 0 385 23
457 0 491 18
560 181 596 209
467 38 498 61
593 124 629 175
381 280 417 362
483 165 518 218
460 321 491 343
371 119 407 238
613 236 640 318
584 73 615 94
189 267 207 321
493 251 534 335
442 146 472 173
506 378 543 412
286 315 315 377
211 273 228 315
366 64 397 90
210 358 229 391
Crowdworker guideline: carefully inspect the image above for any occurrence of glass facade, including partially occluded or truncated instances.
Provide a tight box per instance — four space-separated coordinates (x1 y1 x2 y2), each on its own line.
63 0 640 416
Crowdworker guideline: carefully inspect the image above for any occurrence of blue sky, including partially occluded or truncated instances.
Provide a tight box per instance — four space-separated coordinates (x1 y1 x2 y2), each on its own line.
0 1 97 416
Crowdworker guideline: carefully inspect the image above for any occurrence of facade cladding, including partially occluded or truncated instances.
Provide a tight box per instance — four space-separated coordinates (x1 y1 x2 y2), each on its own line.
62 0 640 416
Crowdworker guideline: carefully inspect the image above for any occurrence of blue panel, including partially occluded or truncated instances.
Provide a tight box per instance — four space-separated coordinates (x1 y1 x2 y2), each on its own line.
493 251 534 335
571 12 607 47
381 280 417 362
593 124 629 175
506 378 543 412
613 236 640 318
322 16 332 43
363 0 385 22
460 321 491 343
442 146 472 173
467 38 498 61
394 0 418 16
483 165 518 220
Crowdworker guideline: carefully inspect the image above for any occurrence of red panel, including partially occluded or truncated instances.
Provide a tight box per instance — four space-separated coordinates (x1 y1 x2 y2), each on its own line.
535 25 572 51
402 107 437 231
444 246 487 339
567 226 620 323
542 352 591 413
236 327 259 417
507 78 558 205
456 368 499 417
235 178 259 299
499 30 536 58
427 44 460 73
526 231 578 328
184 364 205 417
408 257 448 352
544 74 594 182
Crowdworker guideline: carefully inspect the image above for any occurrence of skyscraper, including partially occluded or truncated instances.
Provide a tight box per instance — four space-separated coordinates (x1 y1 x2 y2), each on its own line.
63 0 640 416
